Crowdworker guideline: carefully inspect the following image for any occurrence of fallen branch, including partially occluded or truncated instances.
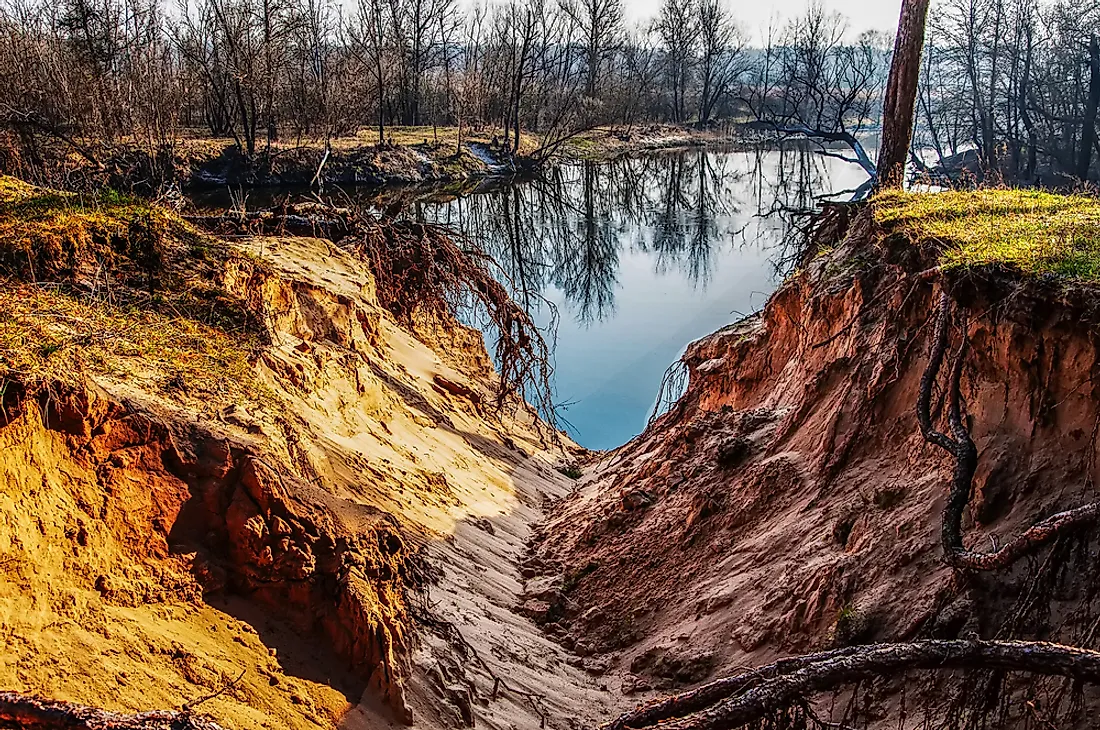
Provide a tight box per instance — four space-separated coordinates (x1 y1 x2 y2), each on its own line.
601 646 867 730
0 692 228 729
603 640 1100 730
310 143 331 189
765 124 877 194
182 669 247 711
919 291 1100 571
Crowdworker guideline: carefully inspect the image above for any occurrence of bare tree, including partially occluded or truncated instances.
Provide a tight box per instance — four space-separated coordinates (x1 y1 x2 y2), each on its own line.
348 0 392 144
387 0 458 126
653 0 695 123
558 0 622 99
916 0 1100 184
744 3 887 196
695 0 747 127
1077 33 1099 180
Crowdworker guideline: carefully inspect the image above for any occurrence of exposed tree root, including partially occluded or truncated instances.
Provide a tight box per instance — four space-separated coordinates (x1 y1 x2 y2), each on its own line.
601 646 867 730
919 290 1100 572
0 692 228 730
602 640 1100 730
187 201 557 426
352 214 554 418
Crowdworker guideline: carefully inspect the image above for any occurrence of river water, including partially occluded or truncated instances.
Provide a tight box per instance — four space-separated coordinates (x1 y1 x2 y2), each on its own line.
194 145 869 449
413 146 870 449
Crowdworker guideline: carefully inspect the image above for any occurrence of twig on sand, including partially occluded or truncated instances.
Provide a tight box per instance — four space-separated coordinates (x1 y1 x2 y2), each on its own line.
182 668 247 712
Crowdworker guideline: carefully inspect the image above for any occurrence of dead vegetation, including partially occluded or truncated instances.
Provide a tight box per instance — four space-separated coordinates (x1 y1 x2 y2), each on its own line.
605 640 1100 730
0 175 265 402
0 692 228 730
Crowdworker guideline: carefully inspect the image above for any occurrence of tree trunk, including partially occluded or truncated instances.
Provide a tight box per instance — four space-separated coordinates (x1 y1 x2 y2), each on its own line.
1077 35 1099 181
1019 22 1038 180
878 0 932 190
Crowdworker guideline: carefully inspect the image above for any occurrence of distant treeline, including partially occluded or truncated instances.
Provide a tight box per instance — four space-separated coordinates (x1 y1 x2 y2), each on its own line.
0 0 1095 185
917 0 1099 185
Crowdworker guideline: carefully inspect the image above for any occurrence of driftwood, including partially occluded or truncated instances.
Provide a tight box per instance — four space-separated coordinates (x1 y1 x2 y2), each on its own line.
602 639 1100 730
0 692 228 730
919 290 1100 571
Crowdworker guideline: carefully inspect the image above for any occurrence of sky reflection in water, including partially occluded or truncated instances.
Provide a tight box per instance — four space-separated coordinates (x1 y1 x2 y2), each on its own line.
412 146 871 449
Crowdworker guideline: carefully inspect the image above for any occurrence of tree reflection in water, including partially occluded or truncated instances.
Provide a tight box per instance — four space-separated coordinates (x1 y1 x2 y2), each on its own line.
180 145 860 446
404 145 871 447
414 147 790 325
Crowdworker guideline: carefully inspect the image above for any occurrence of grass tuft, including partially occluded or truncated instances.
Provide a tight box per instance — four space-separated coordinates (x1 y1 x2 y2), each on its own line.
557 464 583 480
873 189 1100 281
0 285 259 400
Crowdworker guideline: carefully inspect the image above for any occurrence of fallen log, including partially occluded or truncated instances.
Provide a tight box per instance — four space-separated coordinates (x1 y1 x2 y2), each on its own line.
0 692 229 730
601 645 867 730
604 639 1100 730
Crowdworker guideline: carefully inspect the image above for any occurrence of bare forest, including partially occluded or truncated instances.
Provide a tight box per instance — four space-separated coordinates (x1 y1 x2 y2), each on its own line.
0 0 1095 187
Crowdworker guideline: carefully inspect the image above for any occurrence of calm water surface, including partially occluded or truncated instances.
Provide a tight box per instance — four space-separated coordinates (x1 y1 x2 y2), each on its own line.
412 147 869 449
196 146 868 449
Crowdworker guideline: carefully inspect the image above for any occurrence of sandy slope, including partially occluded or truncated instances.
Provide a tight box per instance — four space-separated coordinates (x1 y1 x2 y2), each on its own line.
0 229 621 729
229 234 625 729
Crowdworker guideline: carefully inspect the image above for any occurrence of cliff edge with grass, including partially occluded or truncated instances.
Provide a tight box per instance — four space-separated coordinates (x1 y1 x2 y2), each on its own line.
8 178 1100 729
526 189 1100 725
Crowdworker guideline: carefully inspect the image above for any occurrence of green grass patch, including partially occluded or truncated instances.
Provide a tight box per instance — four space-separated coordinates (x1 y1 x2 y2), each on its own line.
873 189 1100 281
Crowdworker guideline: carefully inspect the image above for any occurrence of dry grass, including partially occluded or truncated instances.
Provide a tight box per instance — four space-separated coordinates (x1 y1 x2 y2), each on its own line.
0 174 265 402
345 125 541 154
874 189 1100 281
0 285 258 399
0 184 163 282
172 126 542 156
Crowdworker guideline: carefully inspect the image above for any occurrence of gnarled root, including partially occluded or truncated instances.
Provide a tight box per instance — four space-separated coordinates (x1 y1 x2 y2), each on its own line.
0 692 228 730
919 290 1100 572
188 200 556 427
602 639 1100 730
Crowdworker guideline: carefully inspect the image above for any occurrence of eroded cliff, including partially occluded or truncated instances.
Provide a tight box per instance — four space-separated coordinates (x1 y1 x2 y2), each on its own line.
528 198 1100 719
0 177 619 730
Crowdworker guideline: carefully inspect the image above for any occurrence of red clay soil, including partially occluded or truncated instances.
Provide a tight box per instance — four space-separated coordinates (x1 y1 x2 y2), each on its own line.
526 209 1100 705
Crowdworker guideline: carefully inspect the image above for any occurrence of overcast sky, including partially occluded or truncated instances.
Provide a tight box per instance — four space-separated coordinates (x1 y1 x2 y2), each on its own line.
620 0 903 37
